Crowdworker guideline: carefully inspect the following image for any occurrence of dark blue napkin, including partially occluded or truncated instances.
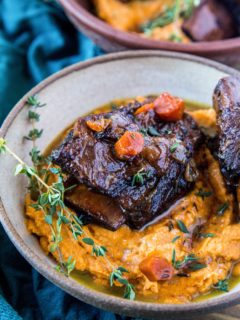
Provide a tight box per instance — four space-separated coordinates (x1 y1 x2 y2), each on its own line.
0 1 140 319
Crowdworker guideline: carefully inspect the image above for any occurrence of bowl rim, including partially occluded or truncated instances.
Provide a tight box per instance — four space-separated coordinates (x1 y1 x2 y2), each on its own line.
58 0 240 54
1 50 240 318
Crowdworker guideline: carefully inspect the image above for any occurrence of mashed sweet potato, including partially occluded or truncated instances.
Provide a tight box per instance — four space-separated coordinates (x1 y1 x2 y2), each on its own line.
93 0 190 42
25 108 240 303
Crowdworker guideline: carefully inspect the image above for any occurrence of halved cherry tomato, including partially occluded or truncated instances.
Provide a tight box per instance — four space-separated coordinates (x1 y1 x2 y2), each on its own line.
154 92 185 121
86 118 111 132
135 103 154 115
139 256 175 282
114 131 144 159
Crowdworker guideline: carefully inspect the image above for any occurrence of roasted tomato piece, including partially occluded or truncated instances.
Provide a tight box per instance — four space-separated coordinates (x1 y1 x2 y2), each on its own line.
135 103 154 115
154 93 185 121
139 256 175 282
86 118 111 132
114 131 144 159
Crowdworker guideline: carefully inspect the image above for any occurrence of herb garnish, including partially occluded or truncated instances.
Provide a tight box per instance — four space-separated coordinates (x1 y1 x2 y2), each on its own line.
141 0 200 35
170 141 180 153
110 267 135 300
213 279 229 292
142 5 177 34
172 250 206 271
195 189 213 199
24 129 43 141
82 238 107 257
217 202 229 216
132 168 151 186
55 256 76 276
140 126 160 137
199 233 215 239
172 235 181 243
176 220 189 234
27 96 46 108
148 126 160 137
169 33 182 43
0 96 136 300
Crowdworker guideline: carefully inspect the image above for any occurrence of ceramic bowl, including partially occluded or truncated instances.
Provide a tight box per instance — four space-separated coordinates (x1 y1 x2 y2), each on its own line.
0 51 240 320
58 0 240 67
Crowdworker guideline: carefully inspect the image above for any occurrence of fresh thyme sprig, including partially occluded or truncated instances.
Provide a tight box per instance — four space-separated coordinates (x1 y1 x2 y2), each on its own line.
110 267 135 300
0 137 136 299
0 97 136 300
25 95 45 142
82 237 107 257
172 249 206 271
24 95 49 197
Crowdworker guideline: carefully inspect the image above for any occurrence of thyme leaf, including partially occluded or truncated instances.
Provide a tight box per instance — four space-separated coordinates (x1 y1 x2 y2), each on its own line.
172 235 181 243
132 168 151 186
148 126 160 137
55 256 76 276
82 238 94 245
24 128 43 141
199 233 215 239
110 267 135 300
169 33 182 43
213 279 229 292
217 203 229 216
26 95 46 108
195 189 212 199
140 126 160 137
172 250 206 272
170 141 180 153
176 220 189 234
28 110 40 122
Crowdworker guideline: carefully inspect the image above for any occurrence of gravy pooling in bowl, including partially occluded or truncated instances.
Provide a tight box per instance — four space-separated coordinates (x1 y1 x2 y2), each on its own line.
25 96 240 303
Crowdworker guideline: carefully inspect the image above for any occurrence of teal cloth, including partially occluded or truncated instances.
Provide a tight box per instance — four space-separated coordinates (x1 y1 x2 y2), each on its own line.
0 1 139 319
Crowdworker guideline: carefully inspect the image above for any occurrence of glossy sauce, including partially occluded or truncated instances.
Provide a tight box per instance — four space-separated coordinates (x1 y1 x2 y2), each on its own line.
45 97 240 303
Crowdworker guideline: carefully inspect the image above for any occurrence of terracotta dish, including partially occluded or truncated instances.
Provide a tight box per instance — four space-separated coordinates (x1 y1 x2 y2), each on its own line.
58 0 240 67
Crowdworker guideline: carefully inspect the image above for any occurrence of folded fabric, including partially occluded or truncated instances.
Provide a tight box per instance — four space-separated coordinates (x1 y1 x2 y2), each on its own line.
0 0 141 319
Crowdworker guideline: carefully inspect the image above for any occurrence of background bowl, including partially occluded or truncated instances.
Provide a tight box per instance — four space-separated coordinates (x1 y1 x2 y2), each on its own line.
1 51 240 320
58 0 240 67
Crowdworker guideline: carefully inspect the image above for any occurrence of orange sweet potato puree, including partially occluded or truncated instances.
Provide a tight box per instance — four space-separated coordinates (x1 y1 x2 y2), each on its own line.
25 106 240 303
93 0 190 42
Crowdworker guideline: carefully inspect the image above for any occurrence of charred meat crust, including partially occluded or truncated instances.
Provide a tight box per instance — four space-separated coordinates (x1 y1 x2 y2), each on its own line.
52 100 203 230
213 76 240 186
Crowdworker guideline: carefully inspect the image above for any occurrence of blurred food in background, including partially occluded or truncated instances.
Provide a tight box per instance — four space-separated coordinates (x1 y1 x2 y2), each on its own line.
93 0 240 43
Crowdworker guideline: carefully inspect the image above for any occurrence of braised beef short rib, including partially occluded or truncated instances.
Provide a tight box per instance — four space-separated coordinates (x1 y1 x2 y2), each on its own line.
52 100 203 230
182 0 237 42
213 76 240 186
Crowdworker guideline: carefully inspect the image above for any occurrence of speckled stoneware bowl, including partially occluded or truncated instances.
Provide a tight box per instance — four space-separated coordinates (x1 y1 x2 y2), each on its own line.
0 51 240 320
